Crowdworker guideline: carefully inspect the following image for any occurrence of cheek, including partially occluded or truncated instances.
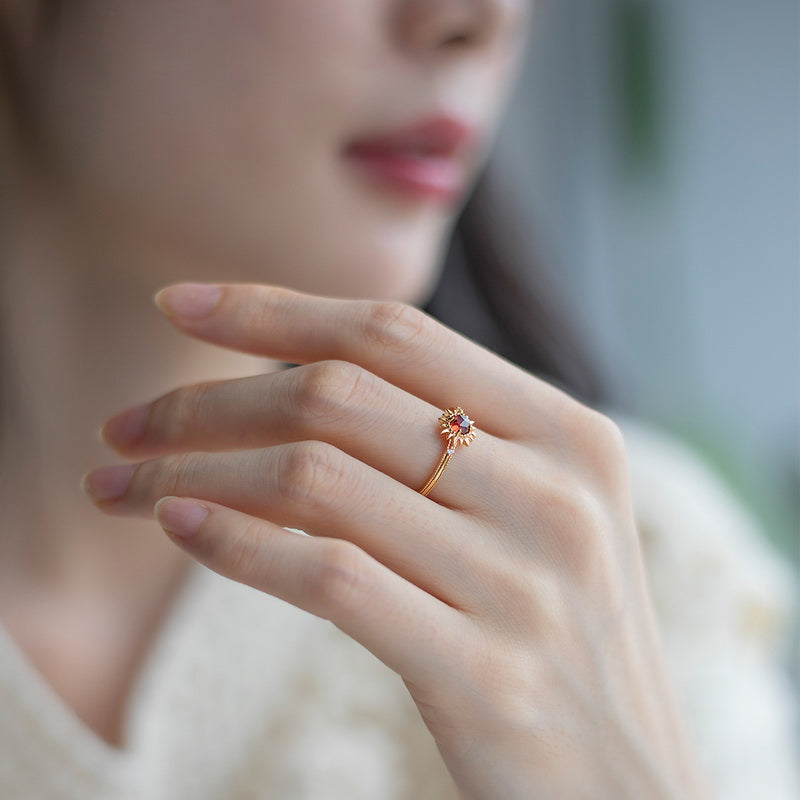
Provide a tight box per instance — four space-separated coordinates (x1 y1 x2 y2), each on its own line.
43 0 448 303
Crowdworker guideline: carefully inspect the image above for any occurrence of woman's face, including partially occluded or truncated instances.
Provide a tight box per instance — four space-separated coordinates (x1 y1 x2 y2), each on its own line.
27 0 532 302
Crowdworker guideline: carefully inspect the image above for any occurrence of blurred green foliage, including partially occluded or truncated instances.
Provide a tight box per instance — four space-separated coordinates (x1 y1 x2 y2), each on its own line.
612 0 663 177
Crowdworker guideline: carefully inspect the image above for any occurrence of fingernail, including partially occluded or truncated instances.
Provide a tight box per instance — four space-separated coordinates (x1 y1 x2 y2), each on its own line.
154 283 223 320
154 496 209 539
101 402 152 448
81 463 136 502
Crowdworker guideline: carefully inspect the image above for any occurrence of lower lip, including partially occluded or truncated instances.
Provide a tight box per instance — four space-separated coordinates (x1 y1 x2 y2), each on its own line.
343 148 464 203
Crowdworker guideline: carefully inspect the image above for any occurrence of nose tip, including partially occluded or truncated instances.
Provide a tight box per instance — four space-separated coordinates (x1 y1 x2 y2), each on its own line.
393 0 525 55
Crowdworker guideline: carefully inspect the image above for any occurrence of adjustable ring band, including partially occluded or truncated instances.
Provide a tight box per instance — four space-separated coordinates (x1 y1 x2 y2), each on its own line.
418 407 477 497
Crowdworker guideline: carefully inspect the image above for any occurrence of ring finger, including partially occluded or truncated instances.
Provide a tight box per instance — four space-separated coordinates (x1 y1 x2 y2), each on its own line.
100 358 507 513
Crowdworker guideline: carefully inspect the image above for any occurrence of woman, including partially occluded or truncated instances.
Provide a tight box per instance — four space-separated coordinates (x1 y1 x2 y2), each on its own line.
0 2 797 799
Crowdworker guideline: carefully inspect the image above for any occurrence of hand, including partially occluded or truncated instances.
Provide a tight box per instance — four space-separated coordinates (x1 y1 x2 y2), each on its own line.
84 282 711 800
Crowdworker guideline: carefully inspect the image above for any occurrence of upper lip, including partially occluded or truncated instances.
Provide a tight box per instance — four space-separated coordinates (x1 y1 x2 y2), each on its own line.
344 113 479 162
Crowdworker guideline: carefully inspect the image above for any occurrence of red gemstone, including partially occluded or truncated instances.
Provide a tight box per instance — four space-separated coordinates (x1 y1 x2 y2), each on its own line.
449 414 471 436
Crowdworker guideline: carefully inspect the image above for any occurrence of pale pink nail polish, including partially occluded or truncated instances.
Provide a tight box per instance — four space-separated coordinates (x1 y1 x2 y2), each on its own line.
154 283 222 320
101 402 151 448
81 464 135 502
154 496 209 538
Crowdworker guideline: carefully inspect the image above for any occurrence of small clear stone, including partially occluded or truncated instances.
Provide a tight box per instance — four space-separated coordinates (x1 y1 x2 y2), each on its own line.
446 448 455 455
448 413 472 436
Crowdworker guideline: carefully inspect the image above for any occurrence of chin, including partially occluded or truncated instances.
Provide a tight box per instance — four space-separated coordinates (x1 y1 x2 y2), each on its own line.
350 223 452 306
271 232 448 308
283 265 438 307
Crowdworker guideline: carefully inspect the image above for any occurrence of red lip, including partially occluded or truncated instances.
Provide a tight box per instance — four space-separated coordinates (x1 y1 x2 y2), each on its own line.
343 114 478 203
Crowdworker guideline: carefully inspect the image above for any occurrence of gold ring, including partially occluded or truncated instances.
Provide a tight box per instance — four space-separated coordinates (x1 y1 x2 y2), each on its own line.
418 407 477 497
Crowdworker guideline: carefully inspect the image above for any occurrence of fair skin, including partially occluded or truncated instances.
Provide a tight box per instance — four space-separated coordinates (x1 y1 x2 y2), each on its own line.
0 1 711 798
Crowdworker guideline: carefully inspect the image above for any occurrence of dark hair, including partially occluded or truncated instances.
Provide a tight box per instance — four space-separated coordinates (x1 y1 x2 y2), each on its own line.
0 2 62 171
426 162 616 410
0 4 616 420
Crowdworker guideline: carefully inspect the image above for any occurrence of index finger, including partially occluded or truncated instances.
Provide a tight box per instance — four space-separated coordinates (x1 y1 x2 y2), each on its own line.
153 282 576 438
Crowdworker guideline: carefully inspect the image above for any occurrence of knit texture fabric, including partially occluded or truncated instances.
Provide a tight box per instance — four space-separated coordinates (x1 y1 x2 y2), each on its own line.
1 415 798 799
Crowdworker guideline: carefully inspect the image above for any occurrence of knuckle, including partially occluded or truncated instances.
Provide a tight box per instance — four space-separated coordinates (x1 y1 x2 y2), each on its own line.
305 539 372 614
589 415 628 485
249 285 292 332
537 474 610 572
159 381 219 440
360 299 430 357
156 451 203 498
568 484 609 545
588 410 627 455
556 478 607 533
277 441 349 508
564 407 629 475
225 518 268 582
293 360 371 423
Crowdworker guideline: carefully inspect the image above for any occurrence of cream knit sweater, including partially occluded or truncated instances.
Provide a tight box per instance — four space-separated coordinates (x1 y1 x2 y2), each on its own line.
1 416 798 800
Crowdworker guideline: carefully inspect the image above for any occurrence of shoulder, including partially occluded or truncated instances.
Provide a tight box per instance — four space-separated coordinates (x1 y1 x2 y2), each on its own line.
607 411 796 652
173 559 459 799
606 411 800 799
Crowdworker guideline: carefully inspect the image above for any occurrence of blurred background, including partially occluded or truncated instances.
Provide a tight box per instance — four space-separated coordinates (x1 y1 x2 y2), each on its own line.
493 0 798 668
494 0 798 578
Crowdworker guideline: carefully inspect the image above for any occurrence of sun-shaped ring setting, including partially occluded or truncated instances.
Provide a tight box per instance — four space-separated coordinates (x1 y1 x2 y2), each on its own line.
418 407 477 497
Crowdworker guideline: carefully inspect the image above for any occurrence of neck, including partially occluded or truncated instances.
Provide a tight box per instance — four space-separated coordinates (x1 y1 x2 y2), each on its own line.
0 173 280 596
